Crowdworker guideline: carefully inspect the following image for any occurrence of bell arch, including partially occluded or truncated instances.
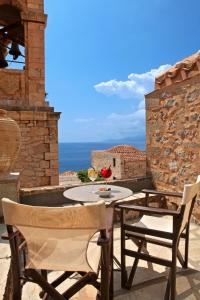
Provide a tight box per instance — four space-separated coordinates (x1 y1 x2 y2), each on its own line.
0 0 26 13
0 3 25 69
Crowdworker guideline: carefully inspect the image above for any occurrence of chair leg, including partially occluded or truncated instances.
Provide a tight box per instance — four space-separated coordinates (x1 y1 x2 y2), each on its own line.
109 264 114 300
11 254 22 300
170 245 177 300
121 240 127 288
11 263 22 300
25 269 65 300
101 241 110 300
164 273 171 300
184 225 190 268
6 226 22 300
39 270 48 299
126 241 143 290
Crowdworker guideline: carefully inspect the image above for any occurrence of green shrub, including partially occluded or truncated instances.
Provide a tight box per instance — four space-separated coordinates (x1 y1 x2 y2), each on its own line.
77 169 90 182
77 169 104 183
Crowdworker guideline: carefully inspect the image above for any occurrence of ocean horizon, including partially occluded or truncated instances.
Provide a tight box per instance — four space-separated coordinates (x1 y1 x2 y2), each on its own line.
59 140 146 173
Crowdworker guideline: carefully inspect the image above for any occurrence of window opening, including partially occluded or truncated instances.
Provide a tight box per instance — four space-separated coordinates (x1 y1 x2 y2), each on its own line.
113 158 116 167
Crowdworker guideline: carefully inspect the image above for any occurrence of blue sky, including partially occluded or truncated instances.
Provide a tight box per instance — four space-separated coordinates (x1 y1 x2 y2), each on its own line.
45 0 200 142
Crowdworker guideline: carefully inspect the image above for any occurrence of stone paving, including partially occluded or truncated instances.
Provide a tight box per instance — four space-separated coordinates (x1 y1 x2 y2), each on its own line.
1 221 200 300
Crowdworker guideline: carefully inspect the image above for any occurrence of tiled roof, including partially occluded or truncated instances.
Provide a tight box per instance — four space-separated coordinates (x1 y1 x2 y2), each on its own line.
155 50 200 90
106 144 146 161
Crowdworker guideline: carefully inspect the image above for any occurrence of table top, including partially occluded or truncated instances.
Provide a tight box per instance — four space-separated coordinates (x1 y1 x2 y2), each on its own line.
63 184 133 205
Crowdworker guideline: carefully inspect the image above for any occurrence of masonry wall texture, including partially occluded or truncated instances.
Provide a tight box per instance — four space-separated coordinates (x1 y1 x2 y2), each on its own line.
145 51 200 222
0 0 60 187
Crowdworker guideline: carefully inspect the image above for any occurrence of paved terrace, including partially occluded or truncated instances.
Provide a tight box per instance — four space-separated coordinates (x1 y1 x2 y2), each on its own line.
1 219 200 299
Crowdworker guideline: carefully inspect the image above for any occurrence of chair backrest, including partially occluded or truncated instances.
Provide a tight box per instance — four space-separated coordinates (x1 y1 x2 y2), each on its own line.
179 180 200 233
2 198 107 272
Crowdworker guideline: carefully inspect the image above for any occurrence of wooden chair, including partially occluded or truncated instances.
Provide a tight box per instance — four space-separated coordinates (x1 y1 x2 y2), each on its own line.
2 198 111 300
119 180 200 300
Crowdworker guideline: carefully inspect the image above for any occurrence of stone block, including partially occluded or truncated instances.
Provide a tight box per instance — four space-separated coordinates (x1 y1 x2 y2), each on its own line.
50 160 59 169
146 98 160 109
45 152 57 161
164 99 177 108
50 176 59 186
50 143 58 153
45 168 58 176
40 161 50 169
20 111 34 121
40 176 50 186
22 169 35 177
186 89 200 103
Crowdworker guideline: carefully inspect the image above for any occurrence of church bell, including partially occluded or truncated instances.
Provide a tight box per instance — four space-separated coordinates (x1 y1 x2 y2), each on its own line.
9 42 22 60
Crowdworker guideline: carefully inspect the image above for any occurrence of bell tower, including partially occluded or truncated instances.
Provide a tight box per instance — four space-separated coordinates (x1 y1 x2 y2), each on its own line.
0 0 60 187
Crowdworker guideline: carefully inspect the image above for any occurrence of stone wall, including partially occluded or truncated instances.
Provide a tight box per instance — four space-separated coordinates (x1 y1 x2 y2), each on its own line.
20 176 153 206
0 70 25 107
7 110 60 187
0 0 60 187
121 160 146 179
145 74 200 222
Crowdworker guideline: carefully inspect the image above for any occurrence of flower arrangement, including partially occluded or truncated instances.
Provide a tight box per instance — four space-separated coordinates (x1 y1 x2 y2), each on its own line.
100 165 112 180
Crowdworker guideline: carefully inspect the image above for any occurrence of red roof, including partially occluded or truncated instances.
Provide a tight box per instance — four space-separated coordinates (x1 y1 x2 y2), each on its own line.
106 145 146 161
155 50 200 90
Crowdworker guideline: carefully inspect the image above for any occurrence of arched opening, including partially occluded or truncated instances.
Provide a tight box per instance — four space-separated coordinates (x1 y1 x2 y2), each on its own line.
0 4 25 69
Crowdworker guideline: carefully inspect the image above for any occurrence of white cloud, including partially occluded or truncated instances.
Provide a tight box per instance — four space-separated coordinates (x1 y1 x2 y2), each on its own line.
94 64 171 100
68 64 171 142
94 79 146 99
128 64 171 81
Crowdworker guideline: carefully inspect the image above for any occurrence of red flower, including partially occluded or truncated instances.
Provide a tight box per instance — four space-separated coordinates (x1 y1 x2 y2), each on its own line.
100 166 112 179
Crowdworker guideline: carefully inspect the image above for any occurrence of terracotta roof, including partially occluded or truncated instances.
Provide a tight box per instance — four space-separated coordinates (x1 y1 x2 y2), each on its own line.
106 144 146 161
155 50 200 90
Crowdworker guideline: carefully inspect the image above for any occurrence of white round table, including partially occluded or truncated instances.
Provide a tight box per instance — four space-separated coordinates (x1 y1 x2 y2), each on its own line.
63 184 133 205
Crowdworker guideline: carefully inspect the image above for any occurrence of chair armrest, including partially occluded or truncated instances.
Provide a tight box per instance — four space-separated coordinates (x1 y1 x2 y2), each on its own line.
118 204 180 217
1 232 9 240
142 189 183 198
1 229 19 240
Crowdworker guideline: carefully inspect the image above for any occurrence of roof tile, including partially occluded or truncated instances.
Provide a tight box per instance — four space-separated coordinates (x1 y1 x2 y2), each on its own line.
155 50 200 89
106 144 146 161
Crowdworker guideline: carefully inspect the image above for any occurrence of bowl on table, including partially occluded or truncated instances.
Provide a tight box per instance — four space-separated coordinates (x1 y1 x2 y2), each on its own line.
98 187 111 198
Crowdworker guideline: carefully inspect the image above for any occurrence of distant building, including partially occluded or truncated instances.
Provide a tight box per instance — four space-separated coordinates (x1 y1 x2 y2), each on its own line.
92 145 146 180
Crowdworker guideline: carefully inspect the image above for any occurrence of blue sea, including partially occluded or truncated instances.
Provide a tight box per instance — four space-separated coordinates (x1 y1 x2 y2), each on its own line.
59 140 145 173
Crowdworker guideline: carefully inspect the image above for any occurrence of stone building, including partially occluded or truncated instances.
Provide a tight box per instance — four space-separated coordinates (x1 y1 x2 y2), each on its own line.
0 0 60 187
145 50 200 221
92 145 146 180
